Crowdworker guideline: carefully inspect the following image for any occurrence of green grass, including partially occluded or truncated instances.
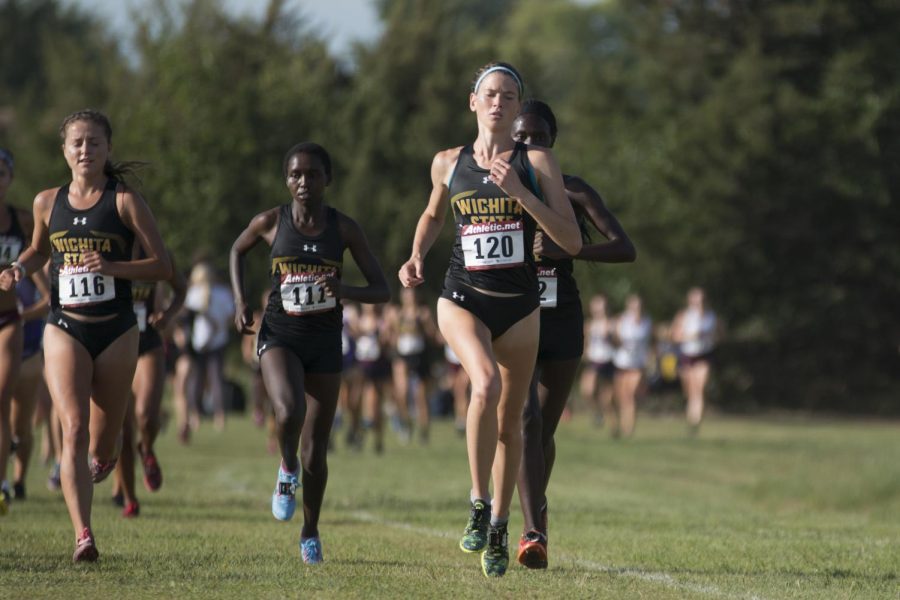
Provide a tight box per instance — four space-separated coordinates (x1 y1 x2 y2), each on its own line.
1 412 898 599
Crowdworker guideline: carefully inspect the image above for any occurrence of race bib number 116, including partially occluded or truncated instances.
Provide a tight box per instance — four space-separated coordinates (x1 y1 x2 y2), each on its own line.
59 265 115 307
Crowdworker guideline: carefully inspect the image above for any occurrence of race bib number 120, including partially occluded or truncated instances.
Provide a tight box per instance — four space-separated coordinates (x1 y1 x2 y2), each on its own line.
460 220 524 271
59 265 115 307
280 272 337 315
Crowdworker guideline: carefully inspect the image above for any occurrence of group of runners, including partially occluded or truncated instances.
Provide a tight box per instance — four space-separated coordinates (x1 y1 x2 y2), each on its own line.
0 60 718 578
579 288 719 438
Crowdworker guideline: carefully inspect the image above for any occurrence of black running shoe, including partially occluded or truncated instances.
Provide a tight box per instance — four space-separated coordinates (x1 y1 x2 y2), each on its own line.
459 499 491 553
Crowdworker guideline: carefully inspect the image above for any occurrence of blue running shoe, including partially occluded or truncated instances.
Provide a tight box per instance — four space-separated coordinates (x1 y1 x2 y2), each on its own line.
300 536 323 564
271 463 300 521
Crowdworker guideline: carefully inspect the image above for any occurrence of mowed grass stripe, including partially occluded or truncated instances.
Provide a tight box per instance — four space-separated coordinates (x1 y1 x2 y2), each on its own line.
1 411 897 599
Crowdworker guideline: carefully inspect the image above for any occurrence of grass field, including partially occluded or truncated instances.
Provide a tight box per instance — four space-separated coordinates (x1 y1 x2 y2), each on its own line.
1 411 897 599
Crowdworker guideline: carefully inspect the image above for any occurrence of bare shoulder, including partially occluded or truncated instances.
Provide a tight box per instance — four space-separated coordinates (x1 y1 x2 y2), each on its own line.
115 181 146 205
564 174 604 204
434 146 463 167
563 174 590 193
335 209 364 241
432 146 464 182
33 187 60 218
250 206 281 232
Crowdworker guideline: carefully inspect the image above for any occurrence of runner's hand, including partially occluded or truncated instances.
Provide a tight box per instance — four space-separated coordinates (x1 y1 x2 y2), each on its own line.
235 303 255 335
315 275 342 298
81 251 109 274
534 231 569 260
489 158 528 200
399 256 424 288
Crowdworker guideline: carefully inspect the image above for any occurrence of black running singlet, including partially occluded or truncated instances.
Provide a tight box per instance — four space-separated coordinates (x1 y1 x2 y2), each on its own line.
0 205 27 268
131 246 156 332
48 179 134 316
535 174 584 310
264 204 344 334
446 143 542 294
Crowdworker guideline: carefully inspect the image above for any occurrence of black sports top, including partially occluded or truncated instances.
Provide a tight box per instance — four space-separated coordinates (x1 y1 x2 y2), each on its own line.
0 205 27 268
446 143 542 294
131 246 156 332
534 174 585 311
48 179 134 316
264 204 344 334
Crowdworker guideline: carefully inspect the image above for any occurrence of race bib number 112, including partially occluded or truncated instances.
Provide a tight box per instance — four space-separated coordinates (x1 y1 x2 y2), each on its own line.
537 266 558 308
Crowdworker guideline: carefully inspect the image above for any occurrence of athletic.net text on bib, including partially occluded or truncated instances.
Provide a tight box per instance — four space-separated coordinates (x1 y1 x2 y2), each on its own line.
280 271 337 315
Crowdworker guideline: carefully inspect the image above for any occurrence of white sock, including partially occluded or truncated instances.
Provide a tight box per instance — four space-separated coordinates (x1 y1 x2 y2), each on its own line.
470 490 491 505
490 514 508 528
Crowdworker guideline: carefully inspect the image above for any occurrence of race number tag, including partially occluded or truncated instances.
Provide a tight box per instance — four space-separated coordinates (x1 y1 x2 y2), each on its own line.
134 301 148 332
460 220 524 271
537 266 558 308
58 265 115 307
0 236 22 266
355 334 381 362
397 333 425 356
280 271 336 315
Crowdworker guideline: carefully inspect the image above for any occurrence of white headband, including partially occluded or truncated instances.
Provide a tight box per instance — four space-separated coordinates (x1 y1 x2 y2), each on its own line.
473 66 523 97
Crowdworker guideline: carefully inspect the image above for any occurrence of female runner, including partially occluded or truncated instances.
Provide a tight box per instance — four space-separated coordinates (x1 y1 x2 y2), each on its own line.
671 287 718 434
8 261 51 502
0 110 171 560
611 294 652 438
389 287 438 444
230 142 389 563
398 63 582 577
0 147 28 511
580 294 617 427
510 100 635 568
114 245 185 516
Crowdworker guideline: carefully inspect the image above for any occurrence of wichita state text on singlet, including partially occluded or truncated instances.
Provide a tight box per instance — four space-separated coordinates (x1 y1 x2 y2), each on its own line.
49 179 134 316
265 204 343 334
535 174 584 310
131 246 156 332
447 143 541 294
0 206 27 268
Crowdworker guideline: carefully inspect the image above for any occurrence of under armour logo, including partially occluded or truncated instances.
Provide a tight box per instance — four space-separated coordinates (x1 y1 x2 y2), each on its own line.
57 318 69 329
73 217 87 225
303 244 317 253
452 291 465 302
482 176 491 184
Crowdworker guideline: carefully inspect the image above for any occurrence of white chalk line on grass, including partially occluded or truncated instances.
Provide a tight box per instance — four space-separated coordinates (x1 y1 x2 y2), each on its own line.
350 511 767 600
